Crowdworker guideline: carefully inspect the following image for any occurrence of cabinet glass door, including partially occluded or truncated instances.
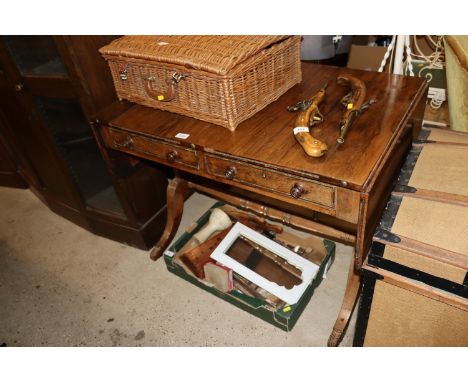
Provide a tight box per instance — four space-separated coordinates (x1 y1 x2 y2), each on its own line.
2 36 68 77
34 96 125 216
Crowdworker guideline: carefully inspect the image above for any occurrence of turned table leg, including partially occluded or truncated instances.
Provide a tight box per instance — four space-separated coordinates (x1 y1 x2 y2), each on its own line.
327 252 362 347
150 177 189 261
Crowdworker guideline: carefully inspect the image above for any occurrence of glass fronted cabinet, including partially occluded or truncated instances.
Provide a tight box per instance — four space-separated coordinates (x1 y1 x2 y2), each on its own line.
33 96 125 216
0 36 168 249
3 35 68 77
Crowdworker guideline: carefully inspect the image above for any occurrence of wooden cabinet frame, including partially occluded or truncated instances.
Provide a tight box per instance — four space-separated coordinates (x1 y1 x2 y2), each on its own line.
0 36 168 249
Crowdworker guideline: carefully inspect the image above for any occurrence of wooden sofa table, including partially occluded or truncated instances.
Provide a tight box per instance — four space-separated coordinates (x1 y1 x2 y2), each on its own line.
96 63 427 346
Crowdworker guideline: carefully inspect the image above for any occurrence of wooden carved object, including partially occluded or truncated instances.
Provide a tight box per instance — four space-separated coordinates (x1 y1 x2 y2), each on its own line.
327 255 362 346
193 208 232 243
336 75 375 145
181 228 231 278
181 210 284 279
226 209 284 235
288 84 328 158
150 177 190 261
180 207 233 255
226 235 302 290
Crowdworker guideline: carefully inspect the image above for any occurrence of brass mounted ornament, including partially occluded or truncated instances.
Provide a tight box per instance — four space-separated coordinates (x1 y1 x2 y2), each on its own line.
287 83 329 158
288 76 376 158
336 75 376 145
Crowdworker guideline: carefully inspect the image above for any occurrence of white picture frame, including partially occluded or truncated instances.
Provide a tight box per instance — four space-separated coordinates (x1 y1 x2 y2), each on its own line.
210 222 319 305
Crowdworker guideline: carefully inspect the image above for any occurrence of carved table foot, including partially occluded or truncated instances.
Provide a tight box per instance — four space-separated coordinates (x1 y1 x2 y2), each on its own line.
150 177 189 261
327 253 361 346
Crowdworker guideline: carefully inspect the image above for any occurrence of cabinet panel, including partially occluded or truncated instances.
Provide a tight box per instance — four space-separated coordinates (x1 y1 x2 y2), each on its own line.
0 128 27 188
0 68 76 199
0 36 169 249
34 96 124 216
2 36 68 77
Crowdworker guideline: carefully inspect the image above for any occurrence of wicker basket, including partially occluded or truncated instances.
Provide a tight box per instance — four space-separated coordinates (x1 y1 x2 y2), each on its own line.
100 36 302 131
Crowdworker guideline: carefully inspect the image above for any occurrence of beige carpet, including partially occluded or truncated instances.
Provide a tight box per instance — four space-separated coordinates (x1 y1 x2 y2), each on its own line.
0 186 356 346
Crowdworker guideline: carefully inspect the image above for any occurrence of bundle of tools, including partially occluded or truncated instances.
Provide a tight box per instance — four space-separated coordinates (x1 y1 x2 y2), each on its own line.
174 206 324 310
287 75 376 158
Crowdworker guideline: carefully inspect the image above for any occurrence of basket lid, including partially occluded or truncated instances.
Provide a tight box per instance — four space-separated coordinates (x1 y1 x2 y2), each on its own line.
99 35 291 76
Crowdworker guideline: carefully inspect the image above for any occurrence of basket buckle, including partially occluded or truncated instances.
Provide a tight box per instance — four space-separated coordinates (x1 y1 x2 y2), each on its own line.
119 64 129 81
171 72 187 84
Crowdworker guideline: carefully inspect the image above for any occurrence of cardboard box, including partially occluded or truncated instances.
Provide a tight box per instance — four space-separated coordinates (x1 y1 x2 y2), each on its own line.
163 202 336 331
347 36 442 72
347 44 388 71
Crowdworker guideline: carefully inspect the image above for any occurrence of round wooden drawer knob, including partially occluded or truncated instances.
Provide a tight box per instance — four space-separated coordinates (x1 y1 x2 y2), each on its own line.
224 166 237 180
119 136 133 148
290 183 305 198
166 150 180 163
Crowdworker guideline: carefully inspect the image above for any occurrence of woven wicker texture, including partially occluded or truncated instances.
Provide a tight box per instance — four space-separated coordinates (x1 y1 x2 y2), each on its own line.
100 35 302 130
100 35 290 76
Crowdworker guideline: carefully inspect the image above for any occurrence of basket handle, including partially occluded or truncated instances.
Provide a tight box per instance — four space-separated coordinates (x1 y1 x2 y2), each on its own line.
144 72 187 102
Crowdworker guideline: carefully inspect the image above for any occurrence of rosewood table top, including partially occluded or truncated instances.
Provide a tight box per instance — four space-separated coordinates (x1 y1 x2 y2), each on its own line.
109 63 426 191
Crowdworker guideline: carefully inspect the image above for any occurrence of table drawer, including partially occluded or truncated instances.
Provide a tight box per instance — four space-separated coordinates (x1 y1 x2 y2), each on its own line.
205 154 335 209
103 127 199 170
